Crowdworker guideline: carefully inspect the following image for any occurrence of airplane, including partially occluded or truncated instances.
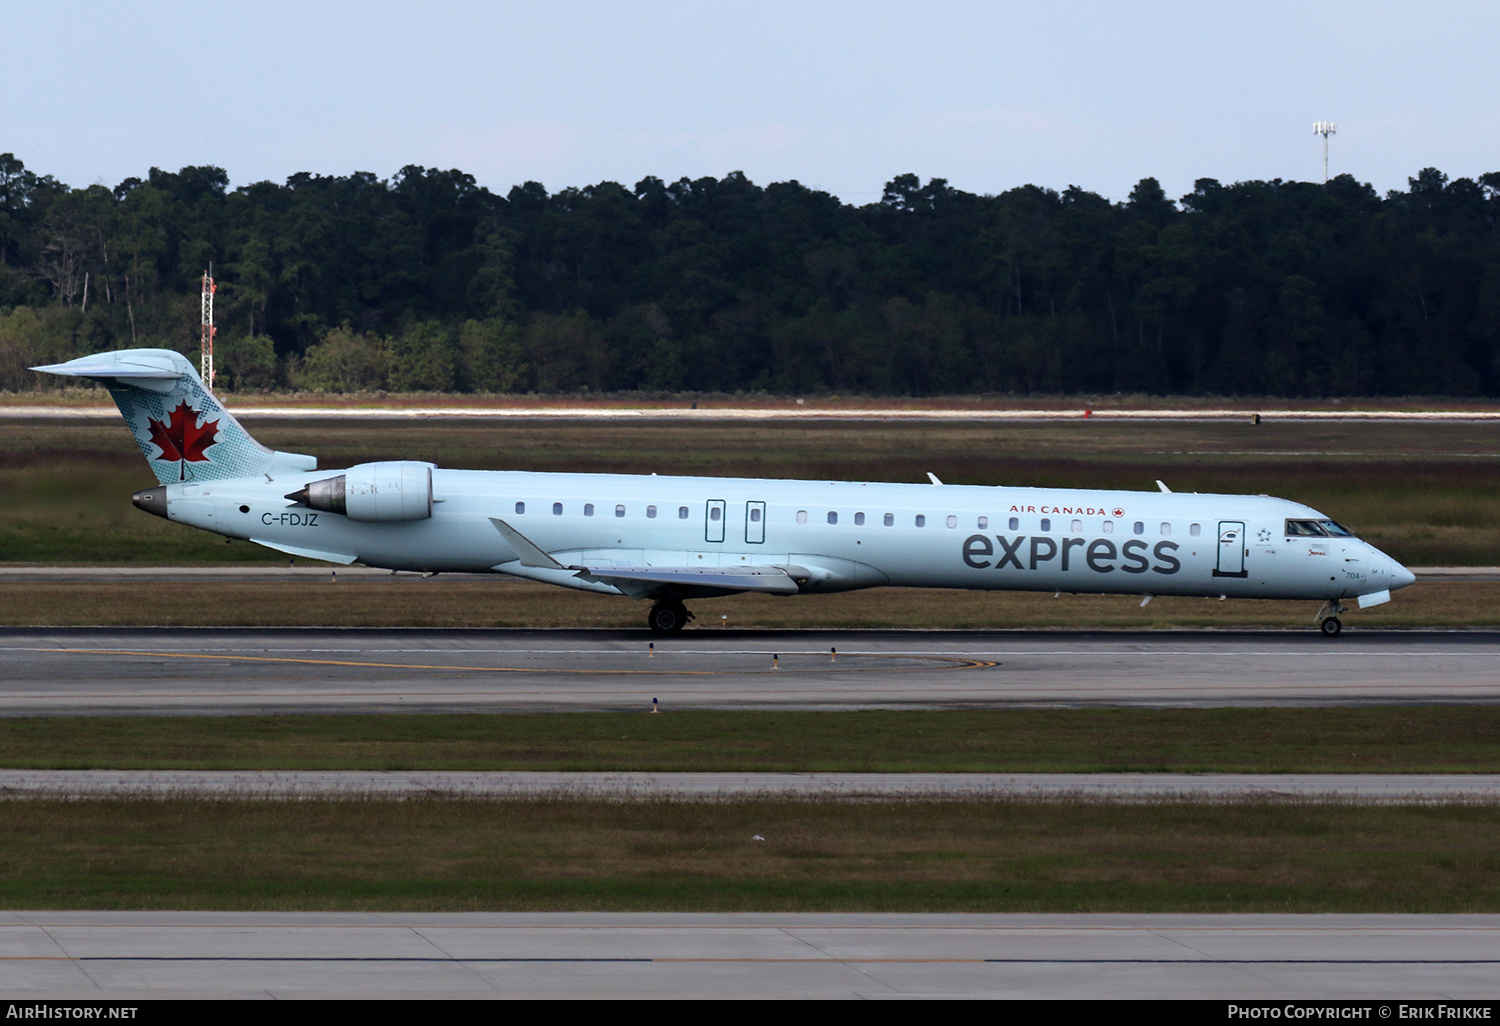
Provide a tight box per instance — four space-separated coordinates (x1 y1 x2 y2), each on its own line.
34 347 1417 636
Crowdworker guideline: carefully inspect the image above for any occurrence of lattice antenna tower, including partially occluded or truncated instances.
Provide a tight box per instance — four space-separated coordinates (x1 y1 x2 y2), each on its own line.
200 266 217 388
1313 122 1337 184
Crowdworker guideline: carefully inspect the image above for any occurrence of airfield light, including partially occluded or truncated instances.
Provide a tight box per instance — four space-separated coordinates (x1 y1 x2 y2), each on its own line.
1313 122 1337 183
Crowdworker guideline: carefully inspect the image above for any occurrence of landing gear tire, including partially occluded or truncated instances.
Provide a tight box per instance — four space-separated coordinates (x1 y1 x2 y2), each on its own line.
1320 616 1343 637
648 601 692 634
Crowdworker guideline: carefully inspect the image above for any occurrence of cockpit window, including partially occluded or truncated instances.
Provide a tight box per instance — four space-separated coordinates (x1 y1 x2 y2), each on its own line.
1285 518 1359 538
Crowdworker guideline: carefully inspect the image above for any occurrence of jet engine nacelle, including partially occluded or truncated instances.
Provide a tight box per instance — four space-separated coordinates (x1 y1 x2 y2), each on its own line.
287 461 434 522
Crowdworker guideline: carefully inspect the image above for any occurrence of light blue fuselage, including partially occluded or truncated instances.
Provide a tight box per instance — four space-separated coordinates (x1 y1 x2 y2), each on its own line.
165 469 1415 603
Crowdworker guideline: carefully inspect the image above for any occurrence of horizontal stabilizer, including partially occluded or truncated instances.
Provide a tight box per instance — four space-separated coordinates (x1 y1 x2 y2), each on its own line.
32 352 188 382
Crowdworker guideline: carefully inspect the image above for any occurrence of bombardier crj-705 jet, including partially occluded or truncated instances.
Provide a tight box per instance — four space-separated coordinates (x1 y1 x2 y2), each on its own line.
37 348 1416 636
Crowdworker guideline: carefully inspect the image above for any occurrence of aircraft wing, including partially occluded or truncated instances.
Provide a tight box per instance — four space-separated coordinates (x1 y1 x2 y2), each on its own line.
488 517 802 595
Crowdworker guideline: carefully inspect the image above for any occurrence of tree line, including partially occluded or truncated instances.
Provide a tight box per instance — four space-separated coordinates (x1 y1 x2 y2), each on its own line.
1 153 1498 396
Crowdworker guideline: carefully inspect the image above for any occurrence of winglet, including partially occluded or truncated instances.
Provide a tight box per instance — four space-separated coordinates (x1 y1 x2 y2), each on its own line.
926 472 943 485
489 518 565 569
1156 480 1172 493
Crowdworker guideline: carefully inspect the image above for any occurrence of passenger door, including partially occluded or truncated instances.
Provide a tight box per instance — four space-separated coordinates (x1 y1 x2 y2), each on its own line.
745 501 766 544
1214 520 1247 577
705 499 726 543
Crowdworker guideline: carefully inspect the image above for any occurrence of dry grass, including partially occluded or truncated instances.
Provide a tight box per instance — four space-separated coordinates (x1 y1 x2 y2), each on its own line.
2 798 1498 912
4 707 1499 773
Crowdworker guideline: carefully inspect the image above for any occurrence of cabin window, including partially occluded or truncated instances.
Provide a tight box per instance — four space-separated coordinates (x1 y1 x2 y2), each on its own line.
1160 522 1171 535
883 513 894 526
515 501 525 515
827 511 838 525
615 504 626 518
1040 518 1051 532
797 510 808 524
1071 519 1082 534
1190 523 1201 536
751 508 763 523
710 506 722 522
915 515 926 527
678 506 689 519
1133 521 1144 535
1008 517 1019 531
584 503 595 517
646 505 657 519
854 512 865 525
977 516 988 529
1103 520 1114 534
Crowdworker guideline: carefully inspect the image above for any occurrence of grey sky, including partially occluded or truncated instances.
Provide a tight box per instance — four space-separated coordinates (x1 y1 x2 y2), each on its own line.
9 1 1496 204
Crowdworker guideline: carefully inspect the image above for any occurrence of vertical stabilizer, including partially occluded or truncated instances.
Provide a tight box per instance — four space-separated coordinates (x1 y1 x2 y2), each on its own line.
32 348 316 484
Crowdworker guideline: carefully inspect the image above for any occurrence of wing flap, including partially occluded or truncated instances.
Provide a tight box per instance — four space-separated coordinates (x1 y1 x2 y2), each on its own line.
575 565 800 594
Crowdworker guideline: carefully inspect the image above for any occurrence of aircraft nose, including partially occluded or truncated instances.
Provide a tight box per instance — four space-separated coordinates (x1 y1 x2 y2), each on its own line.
1391 561 1417 590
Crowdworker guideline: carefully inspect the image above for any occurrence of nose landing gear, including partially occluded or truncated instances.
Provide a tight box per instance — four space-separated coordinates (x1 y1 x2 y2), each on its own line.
648 600 693 634
1316 600 1347 637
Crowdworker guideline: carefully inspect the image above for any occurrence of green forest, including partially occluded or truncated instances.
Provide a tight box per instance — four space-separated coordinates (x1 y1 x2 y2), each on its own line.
1 153 1498 397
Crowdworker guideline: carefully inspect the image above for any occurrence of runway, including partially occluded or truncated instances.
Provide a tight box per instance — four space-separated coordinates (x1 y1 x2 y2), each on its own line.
2 626 1499 713
6 912 1500 998
5 769 1500 801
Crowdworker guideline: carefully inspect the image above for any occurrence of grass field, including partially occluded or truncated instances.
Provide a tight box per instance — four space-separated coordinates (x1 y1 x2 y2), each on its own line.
4 798 1498 912
3 708 1498 773
4 415 1500 566
0 577 1492 628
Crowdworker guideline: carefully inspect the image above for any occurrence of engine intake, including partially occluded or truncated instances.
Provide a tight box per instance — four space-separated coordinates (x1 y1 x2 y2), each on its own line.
285 461 434 522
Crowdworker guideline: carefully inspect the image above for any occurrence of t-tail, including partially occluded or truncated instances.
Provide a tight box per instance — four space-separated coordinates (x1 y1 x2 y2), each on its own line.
32 349 316 485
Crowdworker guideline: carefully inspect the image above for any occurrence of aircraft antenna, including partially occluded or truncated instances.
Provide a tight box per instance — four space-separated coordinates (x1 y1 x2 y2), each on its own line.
1313 122 1337 184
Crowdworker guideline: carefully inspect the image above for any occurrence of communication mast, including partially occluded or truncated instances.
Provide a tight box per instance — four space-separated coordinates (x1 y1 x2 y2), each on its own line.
200 267 216 387
1313 122 1337 183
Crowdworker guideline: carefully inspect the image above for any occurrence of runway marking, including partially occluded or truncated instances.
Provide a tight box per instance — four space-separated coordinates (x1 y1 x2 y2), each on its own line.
35 648 997 676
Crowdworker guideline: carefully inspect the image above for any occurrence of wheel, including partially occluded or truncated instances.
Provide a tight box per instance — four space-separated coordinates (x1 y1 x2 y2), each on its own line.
648 602 689 634
1320 616 1342 637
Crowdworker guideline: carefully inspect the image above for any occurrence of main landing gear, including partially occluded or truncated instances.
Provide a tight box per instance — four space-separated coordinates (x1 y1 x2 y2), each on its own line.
648 600 694 634
1316 600 1347 637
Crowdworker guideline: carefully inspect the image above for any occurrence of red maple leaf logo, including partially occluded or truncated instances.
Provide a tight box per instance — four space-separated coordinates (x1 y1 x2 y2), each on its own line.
147 402 219 463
